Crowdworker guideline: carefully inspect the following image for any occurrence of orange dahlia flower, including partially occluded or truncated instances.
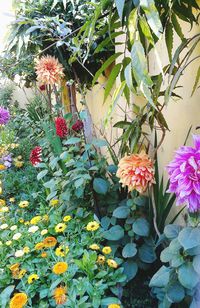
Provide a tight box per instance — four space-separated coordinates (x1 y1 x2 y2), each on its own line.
116 151 155 193
43 236 57 248
9 292 28 308
35 55 64 85
53 286 67 305
52 262 68 275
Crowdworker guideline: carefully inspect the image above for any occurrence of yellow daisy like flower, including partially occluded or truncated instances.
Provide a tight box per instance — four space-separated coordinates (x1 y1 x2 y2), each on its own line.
102 246 112 254
50 199 59 207
53 286 67 305
9 263 20 271
0 164 6 170
9 197 15 203
30 215 42 225
107 259 118 269
108 305 121 308
89 244 100 251
97 255 106 265
23 246 30 254
6 240 12 246
86 221 100 231
41 229 48 235
9 292 28 308
55 223 66 233
24 221 30 225
28 273 39 284
19 201 29 208
0 199 6 206
52 262 68 275
63 215 71 222
35 242 44 250
19 219 24 223
55 246 66 257
18 269 27 279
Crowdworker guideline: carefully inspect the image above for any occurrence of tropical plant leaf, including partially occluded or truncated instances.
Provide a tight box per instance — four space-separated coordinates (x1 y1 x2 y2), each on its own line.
104 63 122 102
165 22 173 62
140 0 163 38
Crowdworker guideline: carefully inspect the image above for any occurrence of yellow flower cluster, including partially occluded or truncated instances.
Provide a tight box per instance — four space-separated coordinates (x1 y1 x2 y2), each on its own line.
14 156 24 168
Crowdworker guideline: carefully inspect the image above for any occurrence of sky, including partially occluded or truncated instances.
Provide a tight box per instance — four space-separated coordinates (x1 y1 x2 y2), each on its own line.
0 0 13 51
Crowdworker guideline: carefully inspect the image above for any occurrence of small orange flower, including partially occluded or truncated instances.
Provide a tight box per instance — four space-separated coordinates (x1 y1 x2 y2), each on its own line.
52 262 68 275
53 286 67 305
35 55 64 85
116 151 155 193
43 236 57 248
9 292 28 308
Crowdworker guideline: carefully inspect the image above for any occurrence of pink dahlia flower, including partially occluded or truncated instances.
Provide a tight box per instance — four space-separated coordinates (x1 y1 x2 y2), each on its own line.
116 151 155 193
167 135 200 212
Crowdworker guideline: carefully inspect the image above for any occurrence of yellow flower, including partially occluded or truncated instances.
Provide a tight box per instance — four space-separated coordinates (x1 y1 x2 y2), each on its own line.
0 164 6 170
19 219 24 223
15 161 24 168
86 221 100 231
55 223 66 233
0 223 8 229
28 273 39 284
19 201 29 208
55 246 66 257
9 292 28 308
6 240 12 246
30 215 41 225
9 263 20 272
107 259 118 269
35 242 44 250
24 221 30 225
13 233 22 240
9 197 15 203
43 236 57 248
41 229 48 235
49 199 59 207
28 226 39 233
97 255 105 265
41 252 48 258
63 215 71 222
53 286 67 305
17 155 22 160
23 246 30 254
0 199 6 206
18 269 27 279
89 244 100 251
15 250 24 258
102 246 112 254
53 262 68 275
0 206 9 212
108 305 121 308
10 225 17 231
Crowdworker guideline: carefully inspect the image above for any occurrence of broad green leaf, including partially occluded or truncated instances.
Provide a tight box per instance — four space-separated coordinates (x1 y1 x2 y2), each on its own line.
37 169 48 181
63 137 81 145
178 227 200 250
122 259 138 281
113 206 130 219
103 225 124 240
166 283 185 303
139 243 156 263
101 297 121 305
164 224 182 240
178 263 199 289
132 217 150 237
122 243 137 258
150 266 171 287
128 8 138 45
0 285 15 308
93 178 109 195
165 22 173 62
92 52 122 86
104 63 122 102
140 0 163 38
115 0 125 20
193 255 200 275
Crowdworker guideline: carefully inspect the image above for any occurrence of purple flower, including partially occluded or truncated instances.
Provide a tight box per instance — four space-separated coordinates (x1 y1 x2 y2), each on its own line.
167 135 200 212
0 107 10 125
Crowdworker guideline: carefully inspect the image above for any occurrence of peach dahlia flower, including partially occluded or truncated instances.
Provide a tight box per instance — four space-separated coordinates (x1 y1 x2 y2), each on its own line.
116 151 155 193
35 55 64 85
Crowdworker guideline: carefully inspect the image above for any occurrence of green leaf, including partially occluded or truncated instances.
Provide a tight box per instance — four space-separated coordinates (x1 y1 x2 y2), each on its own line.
63 137 81 145
171 13 184 41
104 63 122 102
0 285 15 308
191 66 200 96
101 297 121 305
140 0 163 38
166 283 185 303
164 225 182 240
139 243 156 263
122 259 138 281
165 22 173 62
91 138 108 147
128 8 138 45
103 225 124 241
92 52 122 86
113 206 130 219
37 169 48 181
150 266 171 287
178 263 199 289
93 178 109 195
132 218 150 237
124 63 135 92
122 243 137 258
178 227 200 250
94 32 124 54
115 0 125 20
139 16 154 45
193 255 200 275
